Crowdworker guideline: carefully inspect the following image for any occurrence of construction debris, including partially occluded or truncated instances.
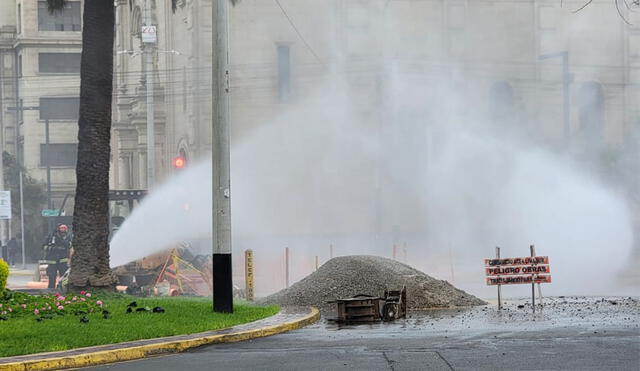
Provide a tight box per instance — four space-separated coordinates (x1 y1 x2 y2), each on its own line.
259 255 486 313
329 286 407 323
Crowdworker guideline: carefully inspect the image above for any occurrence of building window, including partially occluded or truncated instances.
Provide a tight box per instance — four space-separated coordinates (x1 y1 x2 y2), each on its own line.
38 1 81 31
277 45 290 102
182 67 187 112
17 55 22 77
39 97 80 120
19 99 24 124
17 4 22 34
578 82 605 146
39 53 81 73
17 141 24 167
40 143 78 167
489 81 514 121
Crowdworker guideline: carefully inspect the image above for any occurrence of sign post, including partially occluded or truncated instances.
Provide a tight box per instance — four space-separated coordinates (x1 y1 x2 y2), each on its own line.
496 246 502 310
530 245 536 312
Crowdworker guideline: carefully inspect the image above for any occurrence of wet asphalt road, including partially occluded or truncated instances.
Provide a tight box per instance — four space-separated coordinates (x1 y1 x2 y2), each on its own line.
84 297 639 371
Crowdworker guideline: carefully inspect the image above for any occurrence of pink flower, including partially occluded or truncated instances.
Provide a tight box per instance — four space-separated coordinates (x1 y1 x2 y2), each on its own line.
72 296 77 301
0 303 3 308
20 304 26 309
65 301 71 304
58 296 65 301
8 308 13 312
57 305 64 310
34 309 39 315
85 293 92 297
80 290 86 295
80 298 86 302
96 300 103 306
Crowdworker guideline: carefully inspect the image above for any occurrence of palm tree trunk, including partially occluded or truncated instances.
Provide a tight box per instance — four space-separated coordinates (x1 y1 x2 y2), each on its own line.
69 0 116 289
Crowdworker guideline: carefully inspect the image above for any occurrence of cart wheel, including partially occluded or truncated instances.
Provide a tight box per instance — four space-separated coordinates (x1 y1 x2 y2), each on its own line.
383 303 398 321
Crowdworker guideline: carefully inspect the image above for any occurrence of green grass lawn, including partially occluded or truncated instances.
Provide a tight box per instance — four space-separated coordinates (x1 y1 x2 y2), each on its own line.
0 293 279 357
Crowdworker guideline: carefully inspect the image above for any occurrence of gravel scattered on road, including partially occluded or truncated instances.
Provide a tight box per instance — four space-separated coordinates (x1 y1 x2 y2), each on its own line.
259 255 486 312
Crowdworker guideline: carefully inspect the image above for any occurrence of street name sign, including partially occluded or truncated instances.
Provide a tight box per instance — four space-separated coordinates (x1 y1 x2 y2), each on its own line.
41 209 60 217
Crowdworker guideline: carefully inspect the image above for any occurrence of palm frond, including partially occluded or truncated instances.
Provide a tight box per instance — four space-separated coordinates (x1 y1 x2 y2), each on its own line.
46 0 66 14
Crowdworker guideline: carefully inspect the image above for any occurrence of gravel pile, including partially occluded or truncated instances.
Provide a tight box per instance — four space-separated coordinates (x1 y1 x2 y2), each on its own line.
259 255 486 312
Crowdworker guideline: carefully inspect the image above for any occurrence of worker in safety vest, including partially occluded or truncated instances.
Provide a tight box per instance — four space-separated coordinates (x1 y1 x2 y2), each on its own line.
43 224 73 289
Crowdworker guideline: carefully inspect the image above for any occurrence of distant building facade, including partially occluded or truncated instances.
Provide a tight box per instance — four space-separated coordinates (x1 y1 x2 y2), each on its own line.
0 0 638 235
0 0 82 214
112 0 639 255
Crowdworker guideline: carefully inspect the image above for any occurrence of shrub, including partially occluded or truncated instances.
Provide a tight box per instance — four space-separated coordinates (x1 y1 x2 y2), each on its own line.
0 259 8 293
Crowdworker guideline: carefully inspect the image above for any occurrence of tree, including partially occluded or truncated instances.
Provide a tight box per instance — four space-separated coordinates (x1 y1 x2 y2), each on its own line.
47 0 116 289
570 0 639 24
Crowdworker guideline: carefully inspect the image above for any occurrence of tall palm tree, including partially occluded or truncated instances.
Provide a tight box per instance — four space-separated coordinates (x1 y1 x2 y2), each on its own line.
47 0 116 289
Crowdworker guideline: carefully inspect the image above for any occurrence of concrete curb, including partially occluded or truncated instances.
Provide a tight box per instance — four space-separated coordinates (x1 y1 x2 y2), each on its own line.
7 271 34 277
0 306 320 371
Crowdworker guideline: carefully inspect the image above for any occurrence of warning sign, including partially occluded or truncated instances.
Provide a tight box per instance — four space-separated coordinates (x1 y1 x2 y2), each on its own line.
484 254 552 286
486 274 552 286
486 247 550 311
485 265 551 276
484 256 549 267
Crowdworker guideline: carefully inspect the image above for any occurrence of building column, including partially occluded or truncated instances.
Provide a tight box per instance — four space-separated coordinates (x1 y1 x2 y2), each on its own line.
118 153 131 189
138 151 147 189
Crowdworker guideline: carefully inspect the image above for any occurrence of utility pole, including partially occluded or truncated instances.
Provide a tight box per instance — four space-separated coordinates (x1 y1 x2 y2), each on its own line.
7 103 40 267
212 0 233 313
143 0 155 189
45 119 52 211
0 92 6 251
18 172 25 268
12 50 27 268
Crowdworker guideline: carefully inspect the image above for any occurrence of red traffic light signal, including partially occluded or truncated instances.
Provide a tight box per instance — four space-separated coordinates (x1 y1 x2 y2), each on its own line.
172 156 186 169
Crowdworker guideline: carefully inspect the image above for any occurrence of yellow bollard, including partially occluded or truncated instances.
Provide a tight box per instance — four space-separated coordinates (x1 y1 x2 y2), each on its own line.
244 249 254 301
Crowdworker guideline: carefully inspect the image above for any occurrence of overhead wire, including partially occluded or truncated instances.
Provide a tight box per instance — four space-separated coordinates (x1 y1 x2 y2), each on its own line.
273 0 327 69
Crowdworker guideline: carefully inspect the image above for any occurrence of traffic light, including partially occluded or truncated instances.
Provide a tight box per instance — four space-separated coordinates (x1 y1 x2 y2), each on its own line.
172 156 186 169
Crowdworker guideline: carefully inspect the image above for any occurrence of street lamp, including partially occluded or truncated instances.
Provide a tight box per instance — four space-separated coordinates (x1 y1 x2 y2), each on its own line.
539 51 573 145
116 47 187 189
6 104 54 266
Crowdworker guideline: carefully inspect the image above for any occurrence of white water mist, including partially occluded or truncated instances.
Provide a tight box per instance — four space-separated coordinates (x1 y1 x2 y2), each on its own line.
109 78 634 297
